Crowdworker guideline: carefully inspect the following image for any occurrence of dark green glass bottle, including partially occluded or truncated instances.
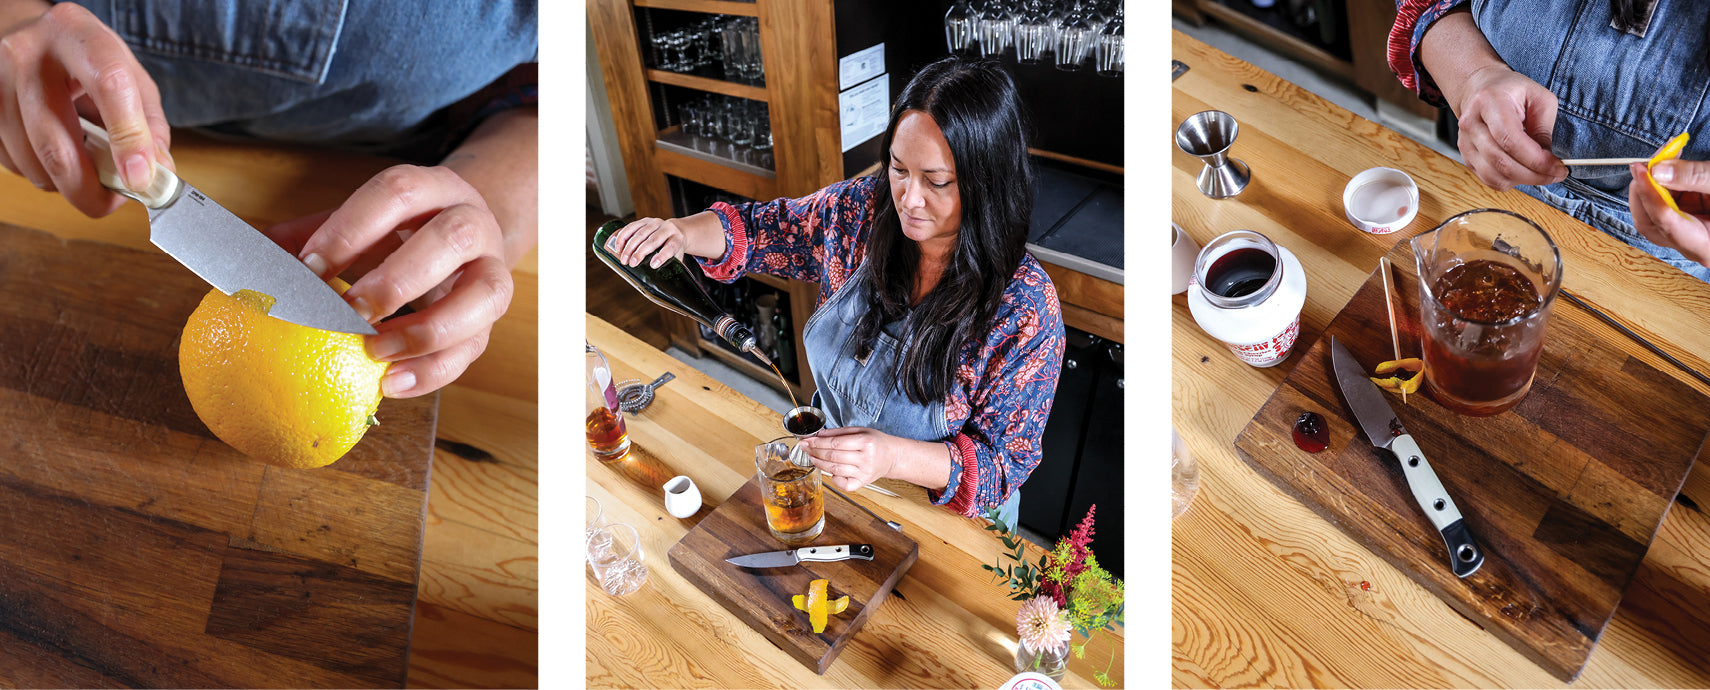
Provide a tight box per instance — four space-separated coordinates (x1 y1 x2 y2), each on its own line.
591 219 765 362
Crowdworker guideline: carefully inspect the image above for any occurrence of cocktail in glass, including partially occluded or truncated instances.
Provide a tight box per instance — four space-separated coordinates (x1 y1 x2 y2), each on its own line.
1411 209 1563 416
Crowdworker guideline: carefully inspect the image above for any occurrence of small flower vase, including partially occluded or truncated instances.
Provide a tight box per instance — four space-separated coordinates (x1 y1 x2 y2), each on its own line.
1014 639 1069 681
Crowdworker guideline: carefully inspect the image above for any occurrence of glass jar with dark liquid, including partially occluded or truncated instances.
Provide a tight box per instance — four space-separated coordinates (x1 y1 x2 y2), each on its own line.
1186 230 1308 367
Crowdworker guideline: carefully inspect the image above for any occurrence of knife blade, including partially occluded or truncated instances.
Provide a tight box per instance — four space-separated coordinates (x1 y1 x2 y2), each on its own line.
79 118 376 335
725 544 874 568
1330 337 1484 578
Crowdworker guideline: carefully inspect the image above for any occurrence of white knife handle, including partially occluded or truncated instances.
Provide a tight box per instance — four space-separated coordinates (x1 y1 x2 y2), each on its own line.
795 544 874 562
1390 434 1463 531
1390 434 1484 577
77 116 179 209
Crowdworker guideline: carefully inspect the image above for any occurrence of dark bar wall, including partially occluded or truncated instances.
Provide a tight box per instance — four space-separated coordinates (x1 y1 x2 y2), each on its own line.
832 1 1125 177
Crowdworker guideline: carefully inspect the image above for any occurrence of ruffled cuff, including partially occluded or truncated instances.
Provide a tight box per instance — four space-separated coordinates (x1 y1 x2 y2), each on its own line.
1388 0 1468 110
696 201 750 282
927 435 982 518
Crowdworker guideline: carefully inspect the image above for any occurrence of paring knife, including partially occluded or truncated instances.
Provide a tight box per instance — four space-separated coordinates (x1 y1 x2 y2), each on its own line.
79 117 376 335
1330 337 1485 578
726 544 874 568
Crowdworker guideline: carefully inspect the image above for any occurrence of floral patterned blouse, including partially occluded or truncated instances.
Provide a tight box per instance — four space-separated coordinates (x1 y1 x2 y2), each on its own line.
699 176 1066 517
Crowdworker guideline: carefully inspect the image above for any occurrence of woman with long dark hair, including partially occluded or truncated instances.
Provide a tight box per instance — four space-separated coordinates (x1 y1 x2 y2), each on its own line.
604 57 1064 520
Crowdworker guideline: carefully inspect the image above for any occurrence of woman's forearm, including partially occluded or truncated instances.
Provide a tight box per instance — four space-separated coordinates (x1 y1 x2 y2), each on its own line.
672 210 730 261
1418 8 1508 116
440 106 538 268
888 437 953 491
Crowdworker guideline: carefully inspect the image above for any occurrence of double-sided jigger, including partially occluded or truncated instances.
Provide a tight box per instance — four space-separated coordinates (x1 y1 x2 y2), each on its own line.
1176 110 1251 199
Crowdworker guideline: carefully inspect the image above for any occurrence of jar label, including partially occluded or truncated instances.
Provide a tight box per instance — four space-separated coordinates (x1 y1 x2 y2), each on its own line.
1226 315 1300 366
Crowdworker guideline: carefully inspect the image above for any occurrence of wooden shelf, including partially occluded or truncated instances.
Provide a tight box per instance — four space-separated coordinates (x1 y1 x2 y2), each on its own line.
748 273 788 291
594 0 837 402
1197 0 1353 80
635 0 759 17
656 126 775 176
1029 148 1123 176
656 146 778 201
646 69 768 101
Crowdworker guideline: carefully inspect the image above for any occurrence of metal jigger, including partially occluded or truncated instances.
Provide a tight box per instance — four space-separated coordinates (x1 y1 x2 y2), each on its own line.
1176 110 1251 199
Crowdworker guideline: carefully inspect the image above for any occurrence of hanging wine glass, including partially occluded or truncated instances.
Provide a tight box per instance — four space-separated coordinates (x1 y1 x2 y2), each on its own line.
1043 0 1066 60
1015 0 1051 65
1095 3 1123 78
1055 0 1094 71
978 0 1009 59
945 0 978 55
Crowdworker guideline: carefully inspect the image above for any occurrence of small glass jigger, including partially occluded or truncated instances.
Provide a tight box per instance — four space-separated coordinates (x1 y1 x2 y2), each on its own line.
1175 110 1250 199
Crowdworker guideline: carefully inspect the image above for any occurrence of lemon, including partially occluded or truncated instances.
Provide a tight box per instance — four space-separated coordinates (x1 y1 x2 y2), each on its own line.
179 280 388 469
791 578 849 634
1646 132 1691 218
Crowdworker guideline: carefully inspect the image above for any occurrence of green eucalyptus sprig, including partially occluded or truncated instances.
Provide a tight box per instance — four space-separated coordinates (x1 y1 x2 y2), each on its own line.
980 506 1048 600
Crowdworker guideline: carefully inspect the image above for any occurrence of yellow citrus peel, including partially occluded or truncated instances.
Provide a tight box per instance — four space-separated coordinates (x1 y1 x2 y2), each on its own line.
1646 132 1691 218
1370 358 1425 398
791 578 849 634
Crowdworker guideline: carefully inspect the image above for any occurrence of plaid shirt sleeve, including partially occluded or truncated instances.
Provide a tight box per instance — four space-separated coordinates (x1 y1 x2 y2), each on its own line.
929 256 1066 517
1388 0 1470 109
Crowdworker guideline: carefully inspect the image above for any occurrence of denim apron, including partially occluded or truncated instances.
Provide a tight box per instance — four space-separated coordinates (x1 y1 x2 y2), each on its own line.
1474 0 1710 280
66 0 538 160
803 262 1021 525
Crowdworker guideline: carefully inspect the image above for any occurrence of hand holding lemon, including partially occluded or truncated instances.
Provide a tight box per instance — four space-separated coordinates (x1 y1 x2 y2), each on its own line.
1629 133 1710 268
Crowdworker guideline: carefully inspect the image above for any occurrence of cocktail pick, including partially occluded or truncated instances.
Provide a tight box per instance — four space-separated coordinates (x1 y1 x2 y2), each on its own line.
1381 257 1405 405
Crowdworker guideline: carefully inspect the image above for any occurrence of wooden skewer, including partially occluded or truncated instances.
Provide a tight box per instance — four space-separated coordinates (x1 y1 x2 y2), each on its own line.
1380 257 1405 404
1559 157 1650 167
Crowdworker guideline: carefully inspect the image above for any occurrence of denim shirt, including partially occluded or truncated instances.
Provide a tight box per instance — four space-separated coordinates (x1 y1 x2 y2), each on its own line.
64 0 537 160
1471 0 1710 279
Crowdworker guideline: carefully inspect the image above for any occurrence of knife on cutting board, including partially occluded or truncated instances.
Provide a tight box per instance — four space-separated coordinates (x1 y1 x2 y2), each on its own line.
79 117 376 335
726 544 875 569
1331 337 1485 578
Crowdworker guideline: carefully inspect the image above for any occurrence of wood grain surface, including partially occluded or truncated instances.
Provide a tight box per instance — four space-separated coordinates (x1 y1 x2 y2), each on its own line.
667 478 918 675
0 126 535 688
1232 242 1709 681
0 222 436 687
1173 31 1710 688
587 315 1124 689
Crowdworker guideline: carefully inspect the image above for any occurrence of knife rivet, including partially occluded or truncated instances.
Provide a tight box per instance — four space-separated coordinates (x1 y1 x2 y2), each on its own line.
1458 545 1477 562
1433 498 1446 511
1408 456 1420 467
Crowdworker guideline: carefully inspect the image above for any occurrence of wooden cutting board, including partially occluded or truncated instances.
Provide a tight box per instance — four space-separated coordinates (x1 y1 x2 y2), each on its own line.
667 478 918 675
1233 240 1710 682
0 222 438 687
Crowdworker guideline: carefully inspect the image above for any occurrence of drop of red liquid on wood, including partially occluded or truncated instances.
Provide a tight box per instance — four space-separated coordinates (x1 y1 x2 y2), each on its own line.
1293 411 1329 453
